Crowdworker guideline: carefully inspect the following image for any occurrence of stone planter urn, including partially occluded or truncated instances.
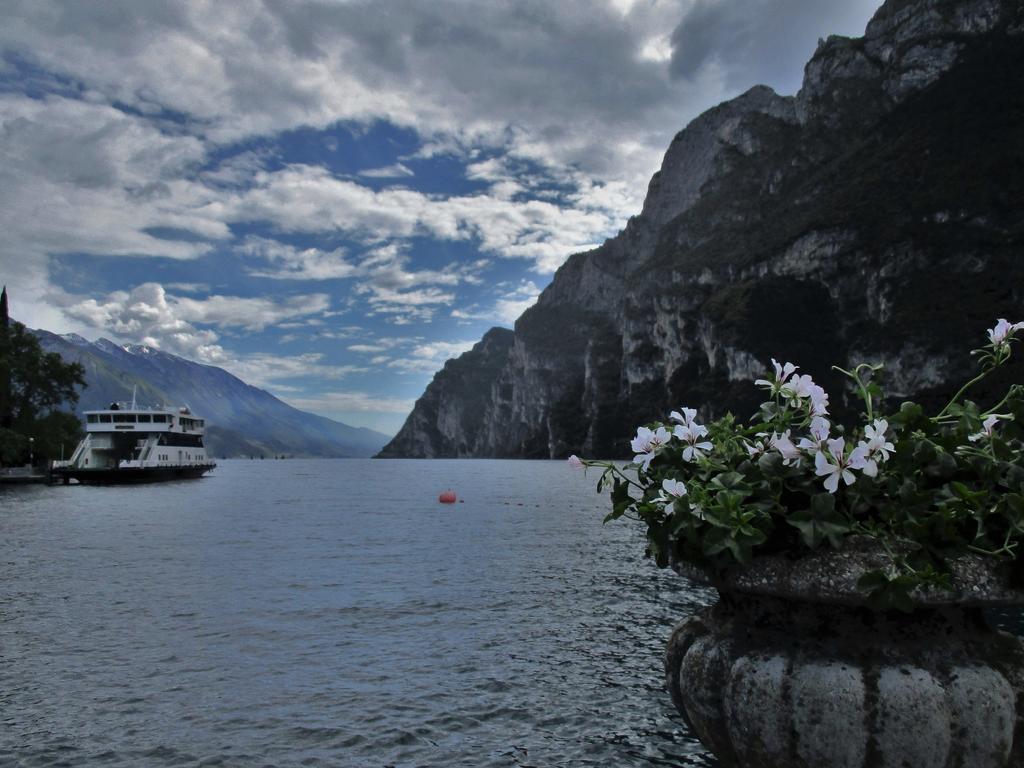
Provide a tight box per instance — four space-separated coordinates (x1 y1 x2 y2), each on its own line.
664 538 1024 768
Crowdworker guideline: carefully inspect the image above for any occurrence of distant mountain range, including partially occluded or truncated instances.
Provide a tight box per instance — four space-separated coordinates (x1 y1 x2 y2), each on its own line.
33 330 390 458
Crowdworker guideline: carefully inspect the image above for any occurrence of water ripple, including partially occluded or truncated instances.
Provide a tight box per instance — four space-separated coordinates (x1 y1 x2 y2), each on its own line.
1 459 717 767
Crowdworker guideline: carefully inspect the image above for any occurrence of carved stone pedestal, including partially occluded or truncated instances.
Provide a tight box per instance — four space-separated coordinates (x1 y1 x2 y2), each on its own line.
665 544 1024 767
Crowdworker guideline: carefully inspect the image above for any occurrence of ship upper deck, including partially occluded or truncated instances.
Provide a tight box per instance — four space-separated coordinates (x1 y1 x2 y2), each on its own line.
83 407 205 435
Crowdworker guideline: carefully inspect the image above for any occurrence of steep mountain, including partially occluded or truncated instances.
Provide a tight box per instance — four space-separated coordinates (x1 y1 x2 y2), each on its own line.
34 331 389 458
379 0 1024 459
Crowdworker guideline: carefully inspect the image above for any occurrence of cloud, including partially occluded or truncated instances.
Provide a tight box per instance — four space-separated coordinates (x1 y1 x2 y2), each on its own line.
385 338 478 372
165 282 211 293
284 391 416 414
358 162 414 178
638 34 674 64
0 95 221 267
451 280 541 326
227 164 617 274
55 281 369 391
172 292 331 332
0 0 881 330
669 0 880 93
493 281 542 325
57 282 331 359
0 0 709 222
223 353 369 388
241 237 356 281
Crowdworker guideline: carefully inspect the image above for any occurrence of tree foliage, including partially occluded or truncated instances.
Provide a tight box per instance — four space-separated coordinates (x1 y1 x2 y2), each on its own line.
0 317 86 465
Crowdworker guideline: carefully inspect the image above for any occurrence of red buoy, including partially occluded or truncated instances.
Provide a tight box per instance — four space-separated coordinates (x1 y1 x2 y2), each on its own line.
439 489 457 504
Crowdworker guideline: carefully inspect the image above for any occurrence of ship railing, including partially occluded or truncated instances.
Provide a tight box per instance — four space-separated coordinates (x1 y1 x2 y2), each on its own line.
65 435 91 467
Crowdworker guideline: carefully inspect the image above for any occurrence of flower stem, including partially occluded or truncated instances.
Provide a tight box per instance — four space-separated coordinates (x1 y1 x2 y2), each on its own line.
935 369 991 420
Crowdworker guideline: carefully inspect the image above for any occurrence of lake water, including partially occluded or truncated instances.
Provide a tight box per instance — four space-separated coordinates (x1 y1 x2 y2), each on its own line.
1 459 718 767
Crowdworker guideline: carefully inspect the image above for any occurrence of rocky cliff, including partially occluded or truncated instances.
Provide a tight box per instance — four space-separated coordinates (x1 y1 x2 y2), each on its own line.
379 0 1024 459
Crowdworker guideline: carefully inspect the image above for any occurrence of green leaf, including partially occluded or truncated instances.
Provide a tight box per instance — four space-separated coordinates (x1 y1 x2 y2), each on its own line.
858 569 917 613
757 451 787 478
711 472 750 492
950 481 986 504
787 493 851 549
701 527 747 564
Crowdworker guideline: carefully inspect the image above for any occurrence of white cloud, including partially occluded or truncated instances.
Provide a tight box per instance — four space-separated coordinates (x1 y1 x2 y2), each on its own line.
451 280 541 326
669 0 880 92
240 237 356 281
0 95 221 278
0 0 882 324
224 353 369 388
55 281 371 393
494 281 542 325
358 162 415 178
57 281 332 364
639 34 674 63
284 391 416 414
387 338 478 372
225 164 619 274
0 0 722 254
172 292 331 332
165 282 211 293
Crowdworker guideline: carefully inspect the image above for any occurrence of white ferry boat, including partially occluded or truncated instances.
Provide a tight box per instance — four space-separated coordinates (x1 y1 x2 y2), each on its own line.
53 402 216 485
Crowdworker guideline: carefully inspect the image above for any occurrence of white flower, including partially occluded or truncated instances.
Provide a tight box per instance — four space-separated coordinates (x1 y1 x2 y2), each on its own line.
670 407 698 426
631 426 672 471
848 419 893 478
797 416 831 453
673 422 713 462
656 478 688 514
988 319 1024 347
969 414 1001 442
771 430 802 466
814 437 856 493
567 455 584 469
745 432 769 458
781 373 830 416
808 384 830 416
848 443 877 477
661 478 688 498
863 419 894 461
755 358 797 392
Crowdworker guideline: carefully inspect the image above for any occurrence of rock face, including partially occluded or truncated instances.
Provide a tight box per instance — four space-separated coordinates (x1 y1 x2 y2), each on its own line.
380 0 1024 460
378 328 514 457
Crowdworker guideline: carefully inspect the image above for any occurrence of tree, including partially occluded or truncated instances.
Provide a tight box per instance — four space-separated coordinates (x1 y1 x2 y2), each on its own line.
0 286 87 465
0 285 10 429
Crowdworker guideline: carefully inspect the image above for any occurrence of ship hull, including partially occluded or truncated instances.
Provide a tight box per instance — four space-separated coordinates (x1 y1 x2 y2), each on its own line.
54 464 216 485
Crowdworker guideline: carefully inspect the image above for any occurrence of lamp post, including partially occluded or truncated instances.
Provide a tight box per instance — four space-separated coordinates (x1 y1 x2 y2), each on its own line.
28 437 34 468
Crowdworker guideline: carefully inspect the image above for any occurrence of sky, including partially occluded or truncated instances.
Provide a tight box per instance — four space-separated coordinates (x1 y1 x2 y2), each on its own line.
0 0 880 436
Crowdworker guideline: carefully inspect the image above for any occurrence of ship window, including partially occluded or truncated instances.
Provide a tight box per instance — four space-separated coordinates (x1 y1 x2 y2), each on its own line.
114 414 134 423
197 420 204 428
99 414 112 423
87 414 98 423
137 414 151 423
153 414 167 423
